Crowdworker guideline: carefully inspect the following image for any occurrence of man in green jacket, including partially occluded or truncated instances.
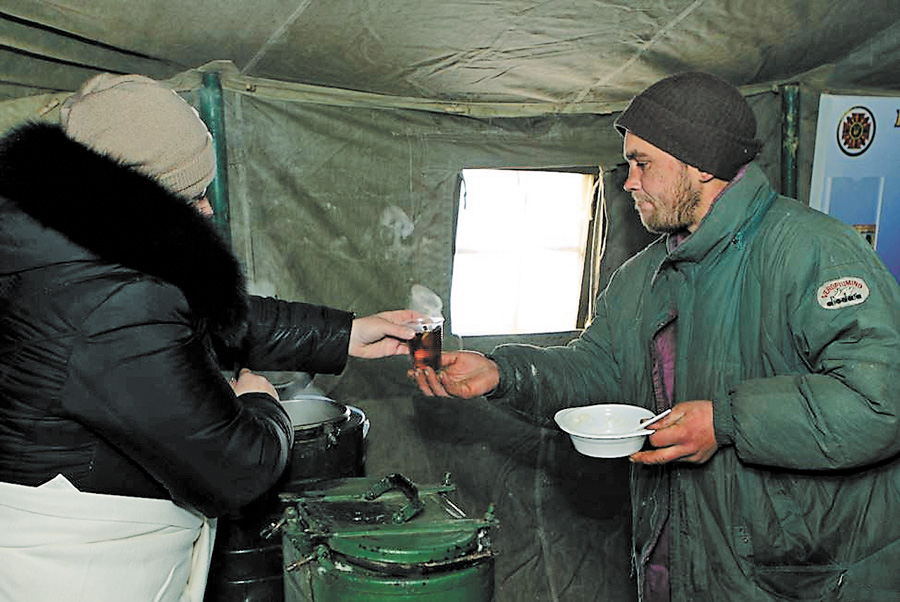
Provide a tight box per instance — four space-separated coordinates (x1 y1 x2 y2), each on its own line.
413 72 900 601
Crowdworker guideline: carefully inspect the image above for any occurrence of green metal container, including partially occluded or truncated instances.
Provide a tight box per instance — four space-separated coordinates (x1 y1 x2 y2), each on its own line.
279 473 497 601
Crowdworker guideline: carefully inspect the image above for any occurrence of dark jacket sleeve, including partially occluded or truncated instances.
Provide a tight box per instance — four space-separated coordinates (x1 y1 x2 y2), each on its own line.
61 279 294 517
216 295 354 375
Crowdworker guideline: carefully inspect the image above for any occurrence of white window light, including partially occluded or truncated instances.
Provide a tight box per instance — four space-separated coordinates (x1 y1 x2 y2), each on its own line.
451 168 597 336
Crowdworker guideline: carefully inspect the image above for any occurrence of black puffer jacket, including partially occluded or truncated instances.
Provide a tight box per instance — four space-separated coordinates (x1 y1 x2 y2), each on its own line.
0 123 354 517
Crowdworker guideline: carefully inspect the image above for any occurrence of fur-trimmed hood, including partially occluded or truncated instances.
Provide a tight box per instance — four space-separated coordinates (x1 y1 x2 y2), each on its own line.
0 122 248 343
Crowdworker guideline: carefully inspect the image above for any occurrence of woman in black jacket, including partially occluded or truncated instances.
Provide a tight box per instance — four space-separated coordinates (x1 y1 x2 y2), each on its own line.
0 73 417 602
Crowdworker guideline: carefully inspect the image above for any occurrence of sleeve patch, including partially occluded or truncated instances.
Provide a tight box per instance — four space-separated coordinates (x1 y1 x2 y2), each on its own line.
817 277 870 309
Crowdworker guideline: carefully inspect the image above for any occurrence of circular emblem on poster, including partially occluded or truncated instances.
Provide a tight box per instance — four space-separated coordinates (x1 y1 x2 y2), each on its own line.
837 106 875 156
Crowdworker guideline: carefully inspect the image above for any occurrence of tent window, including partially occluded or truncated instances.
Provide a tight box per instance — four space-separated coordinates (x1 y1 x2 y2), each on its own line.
451 168 599 336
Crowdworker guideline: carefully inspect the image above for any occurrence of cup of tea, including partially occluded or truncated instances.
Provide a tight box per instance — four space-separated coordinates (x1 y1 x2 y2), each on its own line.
404 316 444 371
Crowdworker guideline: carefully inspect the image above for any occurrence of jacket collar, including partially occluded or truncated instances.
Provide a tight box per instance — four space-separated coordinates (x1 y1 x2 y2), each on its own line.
0 122 248 344
661 163 778 269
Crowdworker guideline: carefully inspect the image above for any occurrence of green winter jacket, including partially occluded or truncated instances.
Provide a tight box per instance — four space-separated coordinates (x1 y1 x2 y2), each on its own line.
488 163 900 601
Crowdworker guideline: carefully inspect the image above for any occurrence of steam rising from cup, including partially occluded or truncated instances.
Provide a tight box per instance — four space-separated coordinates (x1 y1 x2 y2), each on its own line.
408 284 443 319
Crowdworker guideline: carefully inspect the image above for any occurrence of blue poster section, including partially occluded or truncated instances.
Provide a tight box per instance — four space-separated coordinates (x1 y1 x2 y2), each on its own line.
810 94 900 281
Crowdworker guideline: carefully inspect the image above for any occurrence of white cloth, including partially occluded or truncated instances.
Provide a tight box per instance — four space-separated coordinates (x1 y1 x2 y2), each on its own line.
0 475 216 602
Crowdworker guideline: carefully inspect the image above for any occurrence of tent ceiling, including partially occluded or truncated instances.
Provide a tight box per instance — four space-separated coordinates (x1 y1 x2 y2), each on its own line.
2 0 899 105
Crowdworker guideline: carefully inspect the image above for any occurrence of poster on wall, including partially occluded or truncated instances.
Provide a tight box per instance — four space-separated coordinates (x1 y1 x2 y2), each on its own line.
809 94 900 281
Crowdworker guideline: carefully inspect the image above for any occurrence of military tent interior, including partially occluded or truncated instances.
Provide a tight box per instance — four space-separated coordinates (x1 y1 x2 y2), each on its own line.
2 1 899 600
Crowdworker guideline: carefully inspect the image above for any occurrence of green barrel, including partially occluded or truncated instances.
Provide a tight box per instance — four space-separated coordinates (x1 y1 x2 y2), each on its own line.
280 473 497 601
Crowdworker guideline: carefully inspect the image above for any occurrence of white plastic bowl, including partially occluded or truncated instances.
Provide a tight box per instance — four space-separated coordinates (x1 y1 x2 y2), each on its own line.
554 404 655 458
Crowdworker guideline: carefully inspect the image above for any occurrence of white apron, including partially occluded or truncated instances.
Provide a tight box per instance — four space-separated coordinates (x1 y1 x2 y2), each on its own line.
0 475 216 602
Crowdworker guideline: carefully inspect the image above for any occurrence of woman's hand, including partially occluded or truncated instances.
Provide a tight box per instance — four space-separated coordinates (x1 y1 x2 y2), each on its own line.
230 368 279 400
349 310 421 359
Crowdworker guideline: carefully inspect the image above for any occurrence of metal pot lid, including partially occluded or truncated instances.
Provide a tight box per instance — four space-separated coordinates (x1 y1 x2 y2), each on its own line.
280 396 350 429
284 474 495 566
328 526 478 566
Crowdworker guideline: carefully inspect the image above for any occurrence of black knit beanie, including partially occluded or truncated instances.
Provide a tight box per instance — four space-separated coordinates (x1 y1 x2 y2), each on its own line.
614 72 761 180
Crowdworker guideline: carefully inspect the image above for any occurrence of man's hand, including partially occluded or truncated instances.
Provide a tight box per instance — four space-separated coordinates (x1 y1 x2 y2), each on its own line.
629 400 718 465
410 350 500 399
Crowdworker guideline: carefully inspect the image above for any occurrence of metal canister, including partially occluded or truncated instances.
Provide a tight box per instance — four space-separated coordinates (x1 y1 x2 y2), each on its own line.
280 473 497 602
280 396 368 489
204 394 368 602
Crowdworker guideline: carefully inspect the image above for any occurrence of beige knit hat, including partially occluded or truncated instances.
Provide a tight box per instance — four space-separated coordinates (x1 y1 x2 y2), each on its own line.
60 73 216 201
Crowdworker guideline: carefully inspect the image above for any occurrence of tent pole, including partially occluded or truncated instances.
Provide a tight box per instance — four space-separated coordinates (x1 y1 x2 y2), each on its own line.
780 83 800 199
198 71 232 244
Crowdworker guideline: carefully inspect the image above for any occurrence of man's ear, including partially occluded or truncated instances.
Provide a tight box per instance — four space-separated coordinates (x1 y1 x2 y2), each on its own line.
685 164 717 184
697 170 716 184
